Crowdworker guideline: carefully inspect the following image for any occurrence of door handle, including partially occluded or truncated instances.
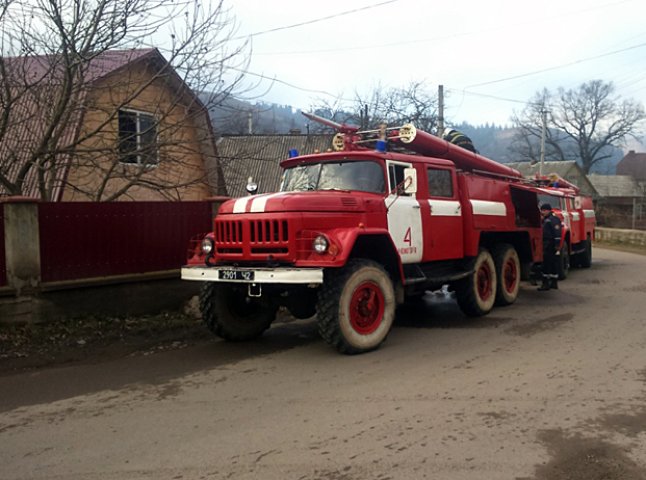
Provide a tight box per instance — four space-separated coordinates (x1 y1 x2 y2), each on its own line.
412 205 420 209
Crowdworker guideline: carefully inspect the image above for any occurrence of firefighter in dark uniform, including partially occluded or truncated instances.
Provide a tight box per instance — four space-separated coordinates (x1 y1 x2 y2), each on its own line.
442 128 477 153
539 203 562 291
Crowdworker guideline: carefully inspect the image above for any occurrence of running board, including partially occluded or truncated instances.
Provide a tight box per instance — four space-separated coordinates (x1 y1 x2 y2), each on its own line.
403 262 473 286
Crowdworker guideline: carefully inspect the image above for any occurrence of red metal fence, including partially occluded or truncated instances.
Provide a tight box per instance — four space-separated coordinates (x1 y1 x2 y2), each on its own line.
0 207 6 287
38 202 212 283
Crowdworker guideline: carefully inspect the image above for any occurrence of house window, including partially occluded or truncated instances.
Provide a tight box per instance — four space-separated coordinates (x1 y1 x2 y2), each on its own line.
427 168 453 198
118 109 158 166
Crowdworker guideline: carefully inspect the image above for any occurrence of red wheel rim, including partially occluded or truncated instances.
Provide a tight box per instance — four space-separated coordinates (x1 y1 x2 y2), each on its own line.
349 281 385 335
477 261 493 301
502 257 518 293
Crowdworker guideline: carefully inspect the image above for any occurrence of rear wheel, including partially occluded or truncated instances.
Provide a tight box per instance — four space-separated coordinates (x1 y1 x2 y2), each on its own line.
199 282 277 341
317 259 395 354
492 244 520 306
456 248 497 317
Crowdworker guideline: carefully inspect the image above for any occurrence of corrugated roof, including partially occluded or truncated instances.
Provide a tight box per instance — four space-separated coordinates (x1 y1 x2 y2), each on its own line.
588 174 644 198
216 134 333 197
3 49 157 85
506 160 578 178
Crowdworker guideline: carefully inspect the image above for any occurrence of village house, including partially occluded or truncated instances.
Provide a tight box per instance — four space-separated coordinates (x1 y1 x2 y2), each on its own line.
0 48 220 201
588 150 646 229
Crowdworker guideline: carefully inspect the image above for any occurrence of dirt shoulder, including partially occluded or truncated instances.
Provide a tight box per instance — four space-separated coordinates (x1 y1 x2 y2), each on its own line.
0 310 208 375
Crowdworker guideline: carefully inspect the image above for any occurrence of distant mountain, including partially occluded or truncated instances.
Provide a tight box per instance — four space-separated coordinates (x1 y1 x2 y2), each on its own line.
207 97 310 135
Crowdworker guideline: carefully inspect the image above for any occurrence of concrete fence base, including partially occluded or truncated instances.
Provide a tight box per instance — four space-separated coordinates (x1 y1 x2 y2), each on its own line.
595 227 646 248
0 278 200 324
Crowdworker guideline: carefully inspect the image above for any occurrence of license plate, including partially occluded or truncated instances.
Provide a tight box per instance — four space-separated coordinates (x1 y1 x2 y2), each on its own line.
218 269 255 281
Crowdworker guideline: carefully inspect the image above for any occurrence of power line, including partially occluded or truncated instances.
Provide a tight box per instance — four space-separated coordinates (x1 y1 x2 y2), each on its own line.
447 89 532 106
253 0 637 56
231 0 399 41
229 66 344 99
232 37 646 120
464 41 646 89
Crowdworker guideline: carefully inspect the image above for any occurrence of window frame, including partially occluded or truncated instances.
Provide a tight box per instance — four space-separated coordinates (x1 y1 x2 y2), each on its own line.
118 108 159 167
426 167 455 199
387 162 414 196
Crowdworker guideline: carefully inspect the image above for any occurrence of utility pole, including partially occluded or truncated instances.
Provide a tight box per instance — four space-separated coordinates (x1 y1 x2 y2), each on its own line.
360 104 368 129
539 108 547 176
437 84 444 137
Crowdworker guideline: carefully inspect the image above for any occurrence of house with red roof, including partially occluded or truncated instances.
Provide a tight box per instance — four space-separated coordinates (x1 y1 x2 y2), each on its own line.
616 150 646 181
0 48 220 201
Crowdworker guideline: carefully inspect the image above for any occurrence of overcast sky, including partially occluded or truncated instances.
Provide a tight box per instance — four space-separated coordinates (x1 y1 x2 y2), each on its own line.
226 0 646 133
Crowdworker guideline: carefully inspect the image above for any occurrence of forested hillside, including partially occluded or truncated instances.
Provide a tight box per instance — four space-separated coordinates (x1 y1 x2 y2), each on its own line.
208 99 623 173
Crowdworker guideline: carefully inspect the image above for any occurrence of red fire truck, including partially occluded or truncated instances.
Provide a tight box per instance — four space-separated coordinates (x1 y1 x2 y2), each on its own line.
182 119 580 354
534 175 595 279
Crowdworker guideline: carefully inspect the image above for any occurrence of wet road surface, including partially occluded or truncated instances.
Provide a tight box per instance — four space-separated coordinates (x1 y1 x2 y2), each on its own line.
1 247 646 480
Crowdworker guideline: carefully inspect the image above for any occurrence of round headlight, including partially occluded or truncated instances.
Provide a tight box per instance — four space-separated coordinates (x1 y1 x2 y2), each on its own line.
201 237 214 255
312 235 329 254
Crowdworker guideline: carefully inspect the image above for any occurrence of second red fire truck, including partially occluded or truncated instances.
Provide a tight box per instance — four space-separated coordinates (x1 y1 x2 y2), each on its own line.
182 117 595 354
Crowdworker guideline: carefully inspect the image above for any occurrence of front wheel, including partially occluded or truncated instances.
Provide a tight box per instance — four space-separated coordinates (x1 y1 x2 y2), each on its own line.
579 238 592 268
317 259 395 355
199 282 277 341
456 248 497 317
557 245 570 280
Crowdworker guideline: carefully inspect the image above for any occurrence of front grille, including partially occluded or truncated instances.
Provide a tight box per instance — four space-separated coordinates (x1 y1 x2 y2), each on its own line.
216 220 243 243
250 219 289 243
214 218 290 257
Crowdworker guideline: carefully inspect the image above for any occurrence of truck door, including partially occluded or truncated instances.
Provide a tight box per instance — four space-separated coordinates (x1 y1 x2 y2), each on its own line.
424 167 463 261
559 197 578 245
566 196 582 244
385 161 423 264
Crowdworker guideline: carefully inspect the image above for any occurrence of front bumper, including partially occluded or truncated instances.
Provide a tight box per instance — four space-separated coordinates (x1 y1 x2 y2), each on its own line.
181 266 324 284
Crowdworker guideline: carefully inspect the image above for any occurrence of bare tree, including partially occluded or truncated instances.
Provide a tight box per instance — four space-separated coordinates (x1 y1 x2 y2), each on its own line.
0 0 251 201
511 80 645 173
309 81 439 133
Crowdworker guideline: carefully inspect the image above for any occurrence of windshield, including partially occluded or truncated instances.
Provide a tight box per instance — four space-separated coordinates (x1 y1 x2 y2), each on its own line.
281 160 385 194
538 194 563 210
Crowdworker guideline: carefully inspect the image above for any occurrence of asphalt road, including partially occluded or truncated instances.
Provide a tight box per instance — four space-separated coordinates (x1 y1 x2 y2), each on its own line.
1 247 646 480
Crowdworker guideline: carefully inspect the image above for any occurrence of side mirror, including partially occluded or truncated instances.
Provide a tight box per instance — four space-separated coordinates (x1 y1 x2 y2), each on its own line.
403 168 417 194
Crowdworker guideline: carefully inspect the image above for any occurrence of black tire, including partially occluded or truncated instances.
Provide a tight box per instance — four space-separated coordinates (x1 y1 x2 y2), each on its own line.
557 245 570 280
316 259 395 355
492 244 520 306
199 282 277 341
579 237 592 268
456 248 497 317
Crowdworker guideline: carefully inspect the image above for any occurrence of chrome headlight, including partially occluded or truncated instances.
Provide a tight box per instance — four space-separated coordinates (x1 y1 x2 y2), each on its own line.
201 237 214 255
312 235 329 254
